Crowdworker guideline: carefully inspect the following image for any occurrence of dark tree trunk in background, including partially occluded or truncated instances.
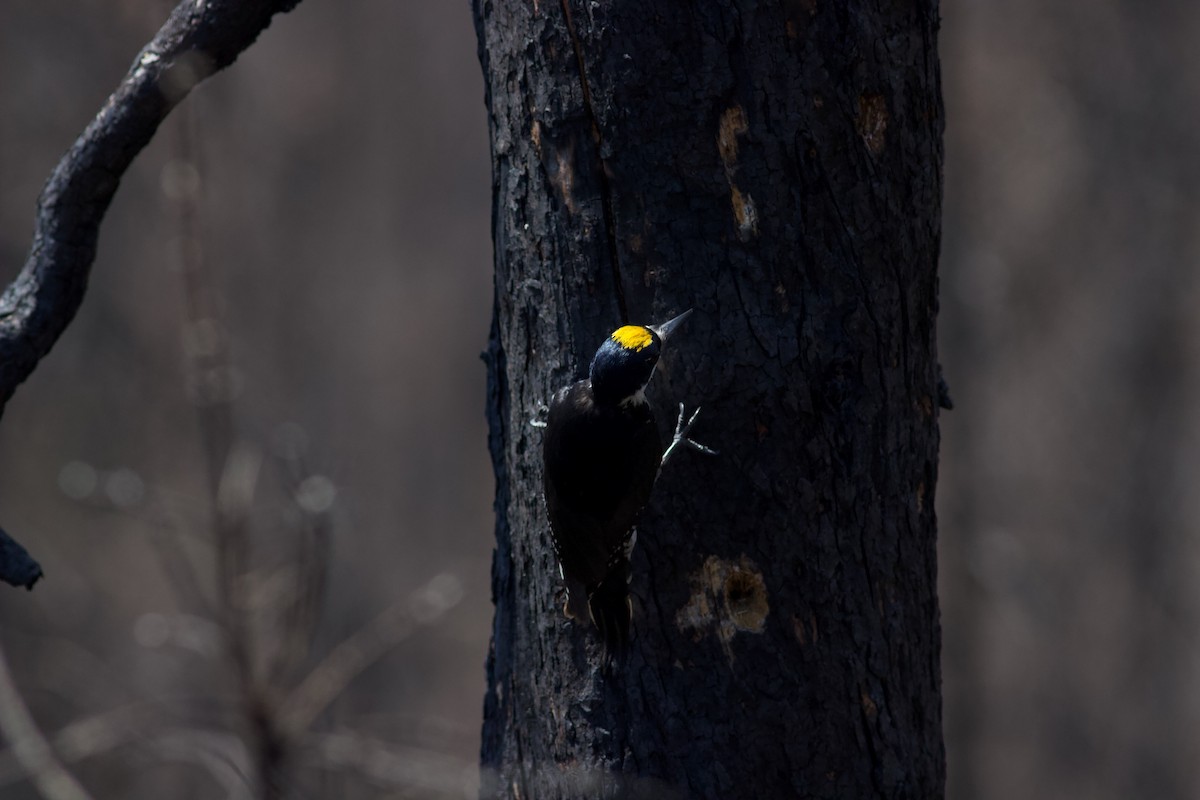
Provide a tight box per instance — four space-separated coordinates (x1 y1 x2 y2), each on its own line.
474 2 945 798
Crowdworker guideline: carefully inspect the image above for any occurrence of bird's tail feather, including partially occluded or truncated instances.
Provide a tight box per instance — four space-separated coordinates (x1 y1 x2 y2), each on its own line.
587 569 632 667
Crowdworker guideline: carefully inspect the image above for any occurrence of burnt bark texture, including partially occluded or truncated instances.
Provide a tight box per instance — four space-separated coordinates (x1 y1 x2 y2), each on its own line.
475 1 945 798
0 0 302 589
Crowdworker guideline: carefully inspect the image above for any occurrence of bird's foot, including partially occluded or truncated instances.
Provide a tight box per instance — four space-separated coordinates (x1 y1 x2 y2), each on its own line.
661 403 718 468
530 403 550 429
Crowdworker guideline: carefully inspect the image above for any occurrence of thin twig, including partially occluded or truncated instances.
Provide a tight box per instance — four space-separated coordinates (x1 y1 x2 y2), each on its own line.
280 599 415 737
0 704 152 789
0 639 95 800
169 87 286 799
280 572 464 738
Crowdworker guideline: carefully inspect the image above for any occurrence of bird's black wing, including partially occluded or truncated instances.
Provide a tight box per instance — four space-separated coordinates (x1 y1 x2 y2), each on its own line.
542 382 662 588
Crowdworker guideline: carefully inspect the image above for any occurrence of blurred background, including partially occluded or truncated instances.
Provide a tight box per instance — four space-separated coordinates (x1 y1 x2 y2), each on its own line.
938 3 1200 800
0 1 1194 799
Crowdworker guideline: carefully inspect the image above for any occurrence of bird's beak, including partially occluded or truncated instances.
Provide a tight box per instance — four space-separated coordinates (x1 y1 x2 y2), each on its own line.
648 308 693 344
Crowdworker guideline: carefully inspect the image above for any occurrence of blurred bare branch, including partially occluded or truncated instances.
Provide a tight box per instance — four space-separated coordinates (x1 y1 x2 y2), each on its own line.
0 639 95 800
282 573 464 738
169 95 283 797
281 598 414 737
0 705 152 789
264 431 333 688
151 728 253 800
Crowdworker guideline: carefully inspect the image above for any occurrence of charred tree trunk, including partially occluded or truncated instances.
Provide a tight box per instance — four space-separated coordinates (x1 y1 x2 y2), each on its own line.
474 2 945 798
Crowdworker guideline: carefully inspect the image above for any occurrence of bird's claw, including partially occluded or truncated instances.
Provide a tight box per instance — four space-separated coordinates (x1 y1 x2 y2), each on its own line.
530 403 550 429
661 403 717 467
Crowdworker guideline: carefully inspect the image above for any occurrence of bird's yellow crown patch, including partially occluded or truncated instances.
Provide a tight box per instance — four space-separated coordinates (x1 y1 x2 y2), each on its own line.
611 326 654 352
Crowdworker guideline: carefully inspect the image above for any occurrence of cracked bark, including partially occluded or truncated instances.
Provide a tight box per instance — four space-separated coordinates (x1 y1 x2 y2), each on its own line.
475 1 946 798
558 0 628 323
0 0 302 590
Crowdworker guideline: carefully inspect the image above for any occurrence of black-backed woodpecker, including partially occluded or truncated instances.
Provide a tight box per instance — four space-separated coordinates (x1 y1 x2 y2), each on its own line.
542 309 707 664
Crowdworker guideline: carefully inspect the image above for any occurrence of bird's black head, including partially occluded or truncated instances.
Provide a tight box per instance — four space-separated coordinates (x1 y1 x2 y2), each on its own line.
589 310 691 406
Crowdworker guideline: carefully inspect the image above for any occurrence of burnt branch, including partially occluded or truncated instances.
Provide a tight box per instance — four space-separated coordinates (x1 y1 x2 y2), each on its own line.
0 0 303 590
0 527 42 590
